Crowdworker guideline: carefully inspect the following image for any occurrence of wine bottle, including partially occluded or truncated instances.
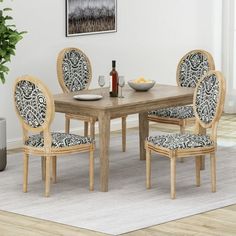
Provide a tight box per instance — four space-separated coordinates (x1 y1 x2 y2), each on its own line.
109 60 118 97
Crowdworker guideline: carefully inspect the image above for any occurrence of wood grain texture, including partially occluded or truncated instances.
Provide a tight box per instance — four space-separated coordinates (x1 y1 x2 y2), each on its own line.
0 210 108 236
54 84 194 192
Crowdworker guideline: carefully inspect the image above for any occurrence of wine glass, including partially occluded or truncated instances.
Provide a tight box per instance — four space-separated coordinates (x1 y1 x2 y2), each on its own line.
98 75 106 95
118 76 125 98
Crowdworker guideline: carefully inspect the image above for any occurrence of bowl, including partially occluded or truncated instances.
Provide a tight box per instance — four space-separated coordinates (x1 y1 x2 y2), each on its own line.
128 80 156 91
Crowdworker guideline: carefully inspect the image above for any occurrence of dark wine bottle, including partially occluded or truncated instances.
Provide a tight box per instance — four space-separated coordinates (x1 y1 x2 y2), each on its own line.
109 60 118 97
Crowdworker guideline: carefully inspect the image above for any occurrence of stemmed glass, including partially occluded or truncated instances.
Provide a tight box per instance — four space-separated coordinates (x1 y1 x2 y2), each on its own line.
98 75 106 95
118 76 125 98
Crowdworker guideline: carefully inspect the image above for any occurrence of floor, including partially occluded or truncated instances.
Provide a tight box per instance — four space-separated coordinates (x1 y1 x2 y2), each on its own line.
2 114 236 236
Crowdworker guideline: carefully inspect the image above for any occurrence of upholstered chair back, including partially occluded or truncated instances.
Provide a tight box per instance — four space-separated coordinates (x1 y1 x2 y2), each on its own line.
193 71 225 129
177 50 215 88
57 47 92 93
14 76 55 132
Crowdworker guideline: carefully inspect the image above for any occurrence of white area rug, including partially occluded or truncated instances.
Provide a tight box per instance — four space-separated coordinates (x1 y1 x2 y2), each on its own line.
1 131 236 235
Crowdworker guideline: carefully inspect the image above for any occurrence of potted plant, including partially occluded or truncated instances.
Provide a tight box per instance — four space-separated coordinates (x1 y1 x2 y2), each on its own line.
0 0 25 171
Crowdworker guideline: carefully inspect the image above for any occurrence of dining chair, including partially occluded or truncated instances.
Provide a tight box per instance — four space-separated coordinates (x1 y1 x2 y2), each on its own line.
148 49 215 136
145 71 225 199
14 75 95 197
57 47 127 151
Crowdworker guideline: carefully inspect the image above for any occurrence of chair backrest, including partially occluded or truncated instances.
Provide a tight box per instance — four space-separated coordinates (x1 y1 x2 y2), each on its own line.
57 47 92 93
176 49 215 88
14 75 55 133
193 71 225 129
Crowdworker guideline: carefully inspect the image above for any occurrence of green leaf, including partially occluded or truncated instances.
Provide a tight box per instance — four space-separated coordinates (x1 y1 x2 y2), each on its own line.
0 1 26 85
6 24 16 28
3 8 12 11
20 31 27 34
0 73 5 84
5 16 13 20
0 64 9 73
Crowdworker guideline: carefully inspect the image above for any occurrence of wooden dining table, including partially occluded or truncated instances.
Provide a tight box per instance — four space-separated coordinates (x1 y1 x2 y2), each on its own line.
54 84 194 192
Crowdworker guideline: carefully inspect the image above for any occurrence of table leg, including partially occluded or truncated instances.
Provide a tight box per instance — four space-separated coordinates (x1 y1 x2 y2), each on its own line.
98 112 110 192
139 112 149 160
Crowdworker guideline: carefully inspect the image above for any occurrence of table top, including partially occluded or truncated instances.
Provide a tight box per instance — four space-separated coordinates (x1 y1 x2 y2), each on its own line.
54 84 194 116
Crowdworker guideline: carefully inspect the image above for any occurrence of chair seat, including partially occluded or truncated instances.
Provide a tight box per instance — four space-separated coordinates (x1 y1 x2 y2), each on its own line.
147 133 213 150
148 105 194 119
25 132 93 148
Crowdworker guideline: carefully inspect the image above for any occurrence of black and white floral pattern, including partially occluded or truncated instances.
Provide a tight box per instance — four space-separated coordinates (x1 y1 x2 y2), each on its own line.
15 80 47 128
25 132 93 148
195 74 219 124
62 49 90 92
148 105 194 119
178 52 210 88
147 133 213 150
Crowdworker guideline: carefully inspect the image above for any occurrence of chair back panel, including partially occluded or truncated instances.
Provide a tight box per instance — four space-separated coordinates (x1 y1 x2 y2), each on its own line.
14 76 55 131
193 71 225 128
57 48 92 93
177 50 215 88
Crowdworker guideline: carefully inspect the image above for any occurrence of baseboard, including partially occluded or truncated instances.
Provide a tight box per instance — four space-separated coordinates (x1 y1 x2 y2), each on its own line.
7 115 139 150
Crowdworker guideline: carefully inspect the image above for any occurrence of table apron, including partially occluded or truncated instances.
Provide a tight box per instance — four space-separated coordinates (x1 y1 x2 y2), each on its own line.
55 95 193 117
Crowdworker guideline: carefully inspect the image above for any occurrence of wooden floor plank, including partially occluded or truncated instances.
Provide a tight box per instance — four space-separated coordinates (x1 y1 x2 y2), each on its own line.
0 211 109 236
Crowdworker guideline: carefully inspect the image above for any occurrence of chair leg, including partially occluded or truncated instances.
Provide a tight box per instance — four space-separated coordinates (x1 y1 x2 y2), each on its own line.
45 156 51 197
180 125 185 163
90 120 95 139
122 117 126 152
200 156 205 171
65 116 70 133
146 148 151 189
41 156 46 181
84 121 89 137
52 156 57 184
195 156 201 187
210 153 216 192
23 153 29 193
89 148 94 191
170 157 176 199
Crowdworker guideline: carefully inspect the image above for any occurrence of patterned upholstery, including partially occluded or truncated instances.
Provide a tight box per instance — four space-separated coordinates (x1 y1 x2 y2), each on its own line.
178 52 211 88
62 49 90 92
149 51 212 121
14 80 47 128
25 132 93 148
148 105 194 119
147 134 213 150
195 73 219 124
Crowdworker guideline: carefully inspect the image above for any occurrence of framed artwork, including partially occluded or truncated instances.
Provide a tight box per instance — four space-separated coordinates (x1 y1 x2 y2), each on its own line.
66 0 117 36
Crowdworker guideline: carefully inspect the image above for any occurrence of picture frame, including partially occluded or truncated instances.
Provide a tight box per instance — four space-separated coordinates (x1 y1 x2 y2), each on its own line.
66 0 117 37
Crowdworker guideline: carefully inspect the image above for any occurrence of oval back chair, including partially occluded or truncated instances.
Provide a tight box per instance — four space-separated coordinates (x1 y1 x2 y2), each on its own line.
57 47 127 152
146 70 226 199
14 75 95 197
148 49 215 134
57 47 92 93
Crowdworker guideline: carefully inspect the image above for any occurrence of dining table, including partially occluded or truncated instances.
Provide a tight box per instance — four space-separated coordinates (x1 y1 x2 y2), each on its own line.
54 84 194 192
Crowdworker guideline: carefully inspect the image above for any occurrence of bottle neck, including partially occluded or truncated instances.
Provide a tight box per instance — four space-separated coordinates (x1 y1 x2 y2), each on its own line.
112 60 116 69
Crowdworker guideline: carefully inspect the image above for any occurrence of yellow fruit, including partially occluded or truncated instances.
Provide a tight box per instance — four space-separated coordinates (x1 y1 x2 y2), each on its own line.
133 77 152 83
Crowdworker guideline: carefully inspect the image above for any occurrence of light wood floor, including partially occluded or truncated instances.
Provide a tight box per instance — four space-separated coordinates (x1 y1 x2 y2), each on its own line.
2 114 236 236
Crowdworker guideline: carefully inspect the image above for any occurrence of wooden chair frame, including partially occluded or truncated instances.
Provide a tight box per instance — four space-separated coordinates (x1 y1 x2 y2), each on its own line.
57 47 127 152
148 49 215 135
145 71 226 199
14 75 95 197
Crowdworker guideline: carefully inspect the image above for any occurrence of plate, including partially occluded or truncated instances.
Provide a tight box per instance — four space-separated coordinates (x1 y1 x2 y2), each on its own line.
73 94 103 101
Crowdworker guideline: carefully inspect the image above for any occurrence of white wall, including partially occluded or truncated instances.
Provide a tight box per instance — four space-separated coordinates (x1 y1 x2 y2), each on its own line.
0 0 222 145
